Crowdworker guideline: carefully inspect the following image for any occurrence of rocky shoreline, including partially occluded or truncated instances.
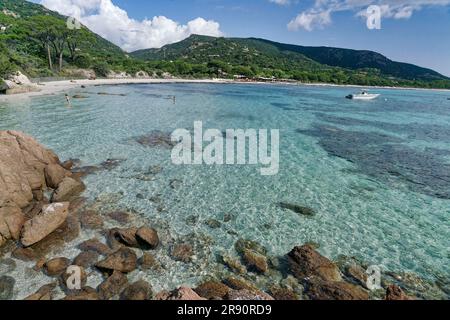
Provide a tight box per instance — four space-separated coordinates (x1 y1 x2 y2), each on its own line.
0 131 447 300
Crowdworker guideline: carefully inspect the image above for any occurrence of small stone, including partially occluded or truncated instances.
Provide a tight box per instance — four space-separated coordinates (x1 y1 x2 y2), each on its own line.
109 228 139 248
278 202 316 217
136 226 159 249
44 257 71 276
78 239 112 255
221 254 246 274
79 210 104 229
120 280 152 300
205 219 221 229
139 252 161 270
73 251 99 268
194 281 231 300
242 249 268 274
235 239 267 256
98 271 128 300
96 247 138 273
171 243 193 263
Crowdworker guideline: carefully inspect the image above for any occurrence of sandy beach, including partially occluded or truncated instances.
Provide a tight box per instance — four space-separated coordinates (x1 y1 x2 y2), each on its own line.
1 77 449 103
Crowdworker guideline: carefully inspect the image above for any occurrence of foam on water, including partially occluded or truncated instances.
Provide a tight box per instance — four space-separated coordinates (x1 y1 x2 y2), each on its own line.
1 83 449 297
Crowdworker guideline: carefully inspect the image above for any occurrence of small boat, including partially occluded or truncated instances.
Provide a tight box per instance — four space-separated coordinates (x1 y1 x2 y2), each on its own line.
346 91 380 100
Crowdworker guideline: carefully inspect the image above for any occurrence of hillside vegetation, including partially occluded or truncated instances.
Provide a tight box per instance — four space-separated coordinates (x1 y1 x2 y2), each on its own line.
1 0 449 89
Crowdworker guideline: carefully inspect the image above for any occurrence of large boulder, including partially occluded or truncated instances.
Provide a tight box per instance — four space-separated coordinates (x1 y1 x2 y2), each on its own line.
51 177 85 202
288 245 342 282
2 71 40 95
44 164 69 189
0 203 26 246
20 202 70 247
0 131 65 209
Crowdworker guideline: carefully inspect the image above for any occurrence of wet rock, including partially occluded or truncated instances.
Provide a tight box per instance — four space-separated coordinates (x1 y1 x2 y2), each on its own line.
61 159 80 170
194 281 231 300
305 279 369 300
135 131 176 149
44 164 69 189
120 280 152 300
269 286 301 300
155 287 206 300
171 243 194 263
205 219 221 229
221 254 246 274
0 258 16 273
24 283 57 300
227 289 274 301
242 249 268 274
0 275 15 300
139 252 161 271
109 228 139 248
288 245 342 282
107 211 130 224
12 246 37 262
0 204 26 245
98 271 128 300
21 202 70 247
345 264 368 289
78 238 112 255
51 177 85 202
64 286 99 300
186 215 198 226
96 247 138 273
73 251 99 268
222 277 258 292
44 257 71 276
72 95 88 99
386 285 413 300
136 226 159 249
79 210 104 230
23 200 46 219
278 202 316 217
0 131 61 211
71 165 101 178
235 239 267 256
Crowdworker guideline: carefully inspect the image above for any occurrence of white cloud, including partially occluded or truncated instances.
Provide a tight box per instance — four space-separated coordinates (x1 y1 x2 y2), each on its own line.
289 0 450 31
40 0 223 52
269 0 291 5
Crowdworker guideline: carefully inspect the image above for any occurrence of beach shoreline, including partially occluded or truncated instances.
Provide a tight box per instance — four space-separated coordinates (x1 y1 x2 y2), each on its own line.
1 77 449 103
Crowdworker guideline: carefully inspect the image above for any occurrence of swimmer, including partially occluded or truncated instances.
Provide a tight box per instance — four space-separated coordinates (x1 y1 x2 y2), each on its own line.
65 94 72 107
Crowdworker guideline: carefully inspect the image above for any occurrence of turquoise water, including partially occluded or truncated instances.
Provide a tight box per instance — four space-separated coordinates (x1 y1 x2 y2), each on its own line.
1 83 449 291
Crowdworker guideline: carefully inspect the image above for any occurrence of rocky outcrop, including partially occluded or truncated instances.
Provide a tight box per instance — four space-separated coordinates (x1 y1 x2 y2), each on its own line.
1 71 40 95
288 244 342 282
20 202 70 247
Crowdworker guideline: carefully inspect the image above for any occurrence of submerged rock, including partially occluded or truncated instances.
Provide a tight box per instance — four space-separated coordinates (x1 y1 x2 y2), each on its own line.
242 249 268 274
44 257 71 276
24 283 57 300
288 244 342 282
220 254 246 275
227 289 274 301
78 238 112 256
63 286 99 300
79 210 104 230
139 252 161 271
155 287 206 301
0 275 15 300
98 271 128 300
385 284 413 300
278 202 316 217
194 281 231 300
120 280 152 300
96 247 138 273
305 279 369 300
136 226 159 249
171 243 194 263
73 250 99 268
21 202 70 247
107 211 130 224
269 286 301 300
135 131 177 149
235 239 267 256
205 219 222 229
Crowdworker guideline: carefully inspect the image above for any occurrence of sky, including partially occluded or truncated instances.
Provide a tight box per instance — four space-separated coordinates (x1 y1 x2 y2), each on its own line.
33 0 450 76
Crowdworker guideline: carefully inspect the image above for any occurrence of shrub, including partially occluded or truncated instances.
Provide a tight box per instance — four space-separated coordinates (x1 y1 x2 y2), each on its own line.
92 61 110 77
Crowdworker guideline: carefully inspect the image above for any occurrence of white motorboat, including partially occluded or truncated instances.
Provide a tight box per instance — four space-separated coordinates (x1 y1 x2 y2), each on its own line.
346 91 380 100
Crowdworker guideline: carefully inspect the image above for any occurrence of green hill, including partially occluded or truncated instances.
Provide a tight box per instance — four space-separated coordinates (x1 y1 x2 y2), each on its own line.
132 35 450 88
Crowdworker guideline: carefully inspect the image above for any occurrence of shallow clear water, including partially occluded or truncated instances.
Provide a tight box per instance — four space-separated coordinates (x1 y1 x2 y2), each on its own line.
1 83 449 294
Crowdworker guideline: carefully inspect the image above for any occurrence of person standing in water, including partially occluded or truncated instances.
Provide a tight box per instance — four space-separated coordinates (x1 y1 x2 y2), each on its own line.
65 94 72 108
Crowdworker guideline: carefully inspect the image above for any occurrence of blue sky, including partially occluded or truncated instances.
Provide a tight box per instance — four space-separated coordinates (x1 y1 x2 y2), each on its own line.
35 0 450 76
